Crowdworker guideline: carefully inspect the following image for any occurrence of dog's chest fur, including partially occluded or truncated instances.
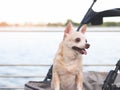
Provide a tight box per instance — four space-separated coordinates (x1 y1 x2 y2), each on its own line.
53 43 82 90
54 59 82 90
54 58 82 75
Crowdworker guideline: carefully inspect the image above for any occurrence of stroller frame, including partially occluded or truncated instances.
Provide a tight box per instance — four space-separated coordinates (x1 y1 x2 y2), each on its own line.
43 0 120 90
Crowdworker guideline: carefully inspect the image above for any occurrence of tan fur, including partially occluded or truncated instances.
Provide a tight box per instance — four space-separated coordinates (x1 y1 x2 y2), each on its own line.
51 22 88 90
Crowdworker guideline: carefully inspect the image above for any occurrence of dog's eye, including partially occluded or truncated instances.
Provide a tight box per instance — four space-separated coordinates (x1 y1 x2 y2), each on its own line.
75 38 81 43
86 39 87 43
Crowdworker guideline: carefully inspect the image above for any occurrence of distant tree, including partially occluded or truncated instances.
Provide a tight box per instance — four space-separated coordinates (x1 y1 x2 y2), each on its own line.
65 19 73 26
116 22 120 26
102 22 120 27
0 22 9 26
65 19 79 26
47 22 64 27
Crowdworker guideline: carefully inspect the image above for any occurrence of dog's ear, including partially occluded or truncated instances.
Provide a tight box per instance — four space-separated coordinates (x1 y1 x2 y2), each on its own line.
80 24 87 34
64 22 73 37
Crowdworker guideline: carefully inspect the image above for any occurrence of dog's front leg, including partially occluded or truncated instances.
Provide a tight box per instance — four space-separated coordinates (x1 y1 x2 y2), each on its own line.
52 72 60 90
76 72 83 90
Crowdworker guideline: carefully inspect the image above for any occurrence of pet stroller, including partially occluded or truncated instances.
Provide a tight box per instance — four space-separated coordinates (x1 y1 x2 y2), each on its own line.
25 0 120 90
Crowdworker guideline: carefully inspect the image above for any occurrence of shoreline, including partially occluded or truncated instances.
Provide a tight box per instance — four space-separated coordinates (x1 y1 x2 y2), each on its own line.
0 30 120 32
0 26 119 32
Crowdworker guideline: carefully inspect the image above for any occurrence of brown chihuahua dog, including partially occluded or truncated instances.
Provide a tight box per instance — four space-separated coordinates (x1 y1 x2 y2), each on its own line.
51 22 90 90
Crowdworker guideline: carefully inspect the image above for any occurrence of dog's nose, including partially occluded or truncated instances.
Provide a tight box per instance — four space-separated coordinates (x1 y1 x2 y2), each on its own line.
85 44 90 49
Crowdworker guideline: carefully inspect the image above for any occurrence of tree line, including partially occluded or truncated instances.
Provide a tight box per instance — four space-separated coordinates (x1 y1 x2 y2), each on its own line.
65 19 120 27
0 20 120 27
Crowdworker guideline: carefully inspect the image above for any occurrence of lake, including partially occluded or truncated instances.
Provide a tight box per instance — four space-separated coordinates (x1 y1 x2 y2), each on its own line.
0 27 120 88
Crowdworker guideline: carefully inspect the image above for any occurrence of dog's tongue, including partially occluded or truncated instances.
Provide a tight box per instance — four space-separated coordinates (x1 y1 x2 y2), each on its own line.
79 49 87 55
72 46 87 55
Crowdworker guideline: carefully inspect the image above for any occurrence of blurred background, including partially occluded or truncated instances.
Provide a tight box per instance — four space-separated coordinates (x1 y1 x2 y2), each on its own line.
0 0 120 89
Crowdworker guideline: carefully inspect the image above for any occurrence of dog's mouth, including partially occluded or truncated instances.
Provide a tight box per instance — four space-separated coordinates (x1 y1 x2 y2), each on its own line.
72 46 87 55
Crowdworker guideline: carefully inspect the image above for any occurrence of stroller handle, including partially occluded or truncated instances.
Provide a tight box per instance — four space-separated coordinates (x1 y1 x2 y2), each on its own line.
94 0 97 2
76 0 97 31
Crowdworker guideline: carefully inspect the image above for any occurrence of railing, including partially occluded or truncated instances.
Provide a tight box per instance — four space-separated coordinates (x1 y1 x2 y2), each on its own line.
0 64 115 90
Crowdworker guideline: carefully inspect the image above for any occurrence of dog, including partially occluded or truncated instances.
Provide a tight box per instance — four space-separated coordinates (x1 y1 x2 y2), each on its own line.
51 22 90 90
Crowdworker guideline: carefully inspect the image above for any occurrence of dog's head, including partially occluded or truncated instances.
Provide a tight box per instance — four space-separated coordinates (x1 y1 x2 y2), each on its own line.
63 22 90 55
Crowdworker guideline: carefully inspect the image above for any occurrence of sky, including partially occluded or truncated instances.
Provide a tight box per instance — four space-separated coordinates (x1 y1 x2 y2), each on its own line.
0 0 119 24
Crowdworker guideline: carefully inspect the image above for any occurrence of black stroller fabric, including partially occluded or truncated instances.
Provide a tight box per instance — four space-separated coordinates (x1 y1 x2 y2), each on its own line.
25 71 120 90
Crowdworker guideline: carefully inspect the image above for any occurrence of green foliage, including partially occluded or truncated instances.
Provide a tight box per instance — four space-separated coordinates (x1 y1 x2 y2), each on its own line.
65 19 79 26
103 22 120 27
47 23 64 27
